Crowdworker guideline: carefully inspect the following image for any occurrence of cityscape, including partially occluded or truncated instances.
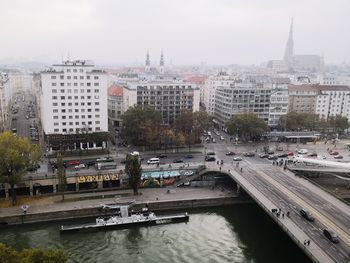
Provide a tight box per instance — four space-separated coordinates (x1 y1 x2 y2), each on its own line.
0 1 350 263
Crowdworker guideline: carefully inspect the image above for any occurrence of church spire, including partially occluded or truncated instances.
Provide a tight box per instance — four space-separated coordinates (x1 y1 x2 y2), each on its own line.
159 50 165 74
284 18 294 70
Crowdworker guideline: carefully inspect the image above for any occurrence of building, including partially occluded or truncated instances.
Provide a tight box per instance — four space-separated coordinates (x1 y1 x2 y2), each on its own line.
268 87 289 127
214 81 271 128
40 60 108 151
288 85 318 114
0 72 10 131
108 85 124 127
203 72 237 116
123 79 200 125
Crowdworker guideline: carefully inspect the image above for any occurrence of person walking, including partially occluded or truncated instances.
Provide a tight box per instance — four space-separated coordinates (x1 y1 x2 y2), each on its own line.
240 167 243 173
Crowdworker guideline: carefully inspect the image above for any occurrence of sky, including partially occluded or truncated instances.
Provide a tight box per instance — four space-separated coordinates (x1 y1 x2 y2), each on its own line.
0 0 349 66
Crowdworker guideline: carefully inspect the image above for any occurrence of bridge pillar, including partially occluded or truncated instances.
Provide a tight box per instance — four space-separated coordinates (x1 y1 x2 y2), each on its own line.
75 182 79 192
236 183 241 194
97 180 103 190
52 177 57 193
5 184 9 199
29 184 33 197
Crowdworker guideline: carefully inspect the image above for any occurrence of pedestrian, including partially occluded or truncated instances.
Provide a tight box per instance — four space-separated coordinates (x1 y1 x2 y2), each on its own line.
307 240 311 246
304 240 306 246
282 213 284 218
287 211 290 217
272 161 275 166
219 166 221 171
283 166 286 171
240 167 243 173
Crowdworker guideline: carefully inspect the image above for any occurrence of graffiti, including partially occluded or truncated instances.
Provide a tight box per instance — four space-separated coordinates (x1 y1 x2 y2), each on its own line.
78 174 119 183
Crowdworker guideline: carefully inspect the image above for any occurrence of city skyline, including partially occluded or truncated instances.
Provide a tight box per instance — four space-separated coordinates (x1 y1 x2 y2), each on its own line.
0 0 349 66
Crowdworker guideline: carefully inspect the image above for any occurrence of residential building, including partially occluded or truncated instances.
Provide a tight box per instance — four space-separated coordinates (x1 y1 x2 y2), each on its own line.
0 72 10 131
40 60 108 150
214 81 271 128
108 85 124 127
288 85 318 114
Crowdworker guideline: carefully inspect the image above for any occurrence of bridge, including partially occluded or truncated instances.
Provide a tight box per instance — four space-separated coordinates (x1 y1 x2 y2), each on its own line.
199 159 350 263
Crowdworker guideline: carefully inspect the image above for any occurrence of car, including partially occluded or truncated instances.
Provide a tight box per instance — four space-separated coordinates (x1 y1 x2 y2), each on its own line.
334 155 343 159
75 163 86 170
86 160 96 166
329 151 339 155
308 152 317 157
120 159 127 164
267 155 278 160
317 155 327 160
287 152 294 156
96 156 114 162
25 115 29 119
220 136 225 141
212 138 216 143
205 156 216 162
233 156 242 161
259 154 269 158
67 160 80 165
156 153 167 158
245 152 255 157
147 158 160 164
298 149 308 154
300 209 315 222
267 150 274 155
323 229 339 243
226 151 235 156
184 154 193 159
277 153 288 158
207 152 215 156
173 159 184 163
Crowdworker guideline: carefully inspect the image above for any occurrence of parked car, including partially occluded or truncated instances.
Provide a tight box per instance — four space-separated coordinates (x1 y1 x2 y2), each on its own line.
207 152 216 156
184 154 193 159
308 152 318 157
205 156 216 162
267 150 274 155
147 158 160 164
267 155 278 160
67 160 80 165
323 229 339 243
300 209 315 222
259 154 269 158
277 153 288 158
233 156 242 161
75 163 86 170
317 155 327 160
334 155 343 159
173 159 184 163
220 136 225 141
156 153 167 158
243 152 255 157
329 151 339 155
298 149 308 154
287 152 294 156
226 151 235 156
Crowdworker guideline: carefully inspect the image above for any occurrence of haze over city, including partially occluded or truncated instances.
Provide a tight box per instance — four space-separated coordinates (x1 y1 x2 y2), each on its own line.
1 0 350 65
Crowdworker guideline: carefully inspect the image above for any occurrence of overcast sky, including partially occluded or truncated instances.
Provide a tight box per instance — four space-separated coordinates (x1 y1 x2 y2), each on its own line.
1 0 349 66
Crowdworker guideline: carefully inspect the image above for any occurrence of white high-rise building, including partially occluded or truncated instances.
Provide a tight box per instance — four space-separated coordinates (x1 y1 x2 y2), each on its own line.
40 60 108 150
0 72 10 131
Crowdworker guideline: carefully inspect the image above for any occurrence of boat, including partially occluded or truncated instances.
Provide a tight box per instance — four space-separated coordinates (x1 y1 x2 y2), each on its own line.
60 204 189 232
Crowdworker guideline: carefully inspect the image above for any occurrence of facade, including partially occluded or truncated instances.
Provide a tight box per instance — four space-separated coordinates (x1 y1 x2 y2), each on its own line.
0 72 10 131
214 81 271 128
203 73 237 116
108 85 124 127
288 85 318 114
124 80 200 125
268 87 289 127
315 85 350 120
40 60 108 150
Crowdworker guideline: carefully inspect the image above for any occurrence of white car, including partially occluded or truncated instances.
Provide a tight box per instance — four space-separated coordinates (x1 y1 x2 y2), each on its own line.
75 164 86 170
233 156 242 161
220 136 225 141
147 158 160 164
297 149 308 154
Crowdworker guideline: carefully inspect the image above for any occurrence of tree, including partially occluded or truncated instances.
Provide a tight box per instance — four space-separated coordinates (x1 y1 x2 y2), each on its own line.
331 115 350 134
226 113 268 141
0 242 67 263
0 132 41 205
125 154 142 195
278 112 318 131
121 105 162 146
56 152 67 201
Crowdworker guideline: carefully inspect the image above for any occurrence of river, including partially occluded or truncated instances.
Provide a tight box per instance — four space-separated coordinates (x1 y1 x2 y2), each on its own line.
0 204 311 263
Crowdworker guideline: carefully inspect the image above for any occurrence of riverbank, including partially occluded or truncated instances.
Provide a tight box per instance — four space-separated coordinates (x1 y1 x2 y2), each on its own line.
0 187 250 225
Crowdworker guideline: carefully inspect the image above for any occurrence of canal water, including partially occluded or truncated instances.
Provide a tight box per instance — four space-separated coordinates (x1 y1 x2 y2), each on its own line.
0 204 311 263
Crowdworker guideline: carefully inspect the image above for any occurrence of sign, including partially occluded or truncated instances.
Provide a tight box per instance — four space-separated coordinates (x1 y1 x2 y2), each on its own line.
78 174 119 183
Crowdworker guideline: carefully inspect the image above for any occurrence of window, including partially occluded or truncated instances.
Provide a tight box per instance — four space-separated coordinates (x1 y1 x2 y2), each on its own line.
87 83 91 86
80 76 84 79
67 83 71 86
94 95 99 99
87 89 91 93
95 108 100 112
73 69 77 73
51 76 56 79
95 115 100 118
88 121 92 125
60 96 65 100
87 102 91 105
67 69 71 73
62 122 66 126
62 129 67 133
54 122 59 126
81 109 85 112
75 102 79 106
60 83 64 86
74 89 78 93
69 122 73 125
95 102 99 105
87 76 90 80
75 116 79 119
88 109 92 112
52 89 57 93
69 115 73 119
61 103 65 106
81 102 85 106
73 76 77 79
54 129 59 132
94 83 99 86
75 109 79 112
68 96 72 100
80 83 84 86
53 116 58 119
53 103 58 106
53 109 58 113
82 115 85 119
80 89 84 93
52 83 57 86
62 109 66 113
75 122 79 125
67 76 71 79
62 116 66 119
95 121 100 124
74 83 78 86
81 96 85 99
52 96 57 100
74 96 78 99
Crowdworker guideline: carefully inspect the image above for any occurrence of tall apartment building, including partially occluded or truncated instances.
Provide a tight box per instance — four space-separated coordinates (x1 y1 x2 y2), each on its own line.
315 86 350 120
203 73 237 116
108 85 124 127
123 80 200 125
40 60 108 150
288 85 318 114
214 81 271 128
0 72 10 131
268 87 289 127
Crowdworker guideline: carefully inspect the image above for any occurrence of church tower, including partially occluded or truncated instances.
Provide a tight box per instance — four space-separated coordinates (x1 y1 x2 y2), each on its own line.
283 18 294 71
145 50 151 72
159 50 165 74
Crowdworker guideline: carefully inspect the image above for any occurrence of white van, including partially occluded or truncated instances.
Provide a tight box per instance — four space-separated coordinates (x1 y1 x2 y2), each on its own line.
298 149 308 154
147 158 160 164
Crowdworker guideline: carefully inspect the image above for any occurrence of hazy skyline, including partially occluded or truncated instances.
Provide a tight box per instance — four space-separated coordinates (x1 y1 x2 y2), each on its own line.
1 0 349 65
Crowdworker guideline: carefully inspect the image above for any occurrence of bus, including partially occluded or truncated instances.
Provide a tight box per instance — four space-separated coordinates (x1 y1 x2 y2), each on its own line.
11 128 17 135
96 162 117 170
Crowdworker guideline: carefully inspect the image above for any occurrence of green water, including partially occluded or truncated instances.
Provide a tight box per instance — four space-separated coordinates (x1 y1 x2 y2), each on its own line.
0 204 311 263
